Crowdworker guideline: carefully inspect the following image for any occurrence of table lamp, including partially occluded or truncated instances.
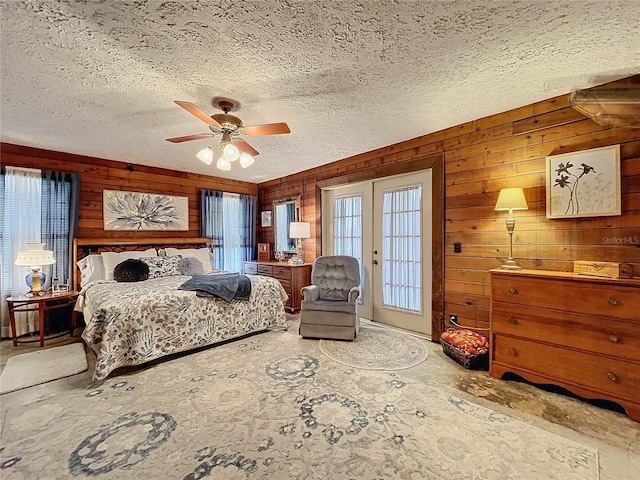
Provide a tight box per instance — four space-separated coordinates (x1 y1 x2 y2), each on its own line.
14 243 56 296
289 222 311 265
494 188 528 270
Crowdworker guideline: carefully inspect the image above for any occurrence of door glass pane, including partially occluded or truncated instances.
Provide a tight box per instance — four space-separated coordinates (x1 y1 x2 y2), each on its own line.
381 185 421 313
333 194 362 273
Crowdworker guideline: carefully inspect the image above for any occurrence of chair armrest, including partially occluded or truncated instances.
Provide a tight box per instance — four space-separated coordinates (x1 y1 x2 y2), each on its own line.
301 284 319 301
348 286 360 304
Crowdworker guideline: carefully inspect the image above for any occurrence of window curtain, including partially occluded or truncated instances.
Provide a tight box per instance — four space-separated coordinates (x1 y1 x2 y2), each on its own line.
41 170 80 288
201 189 256 273
381 184 422 313
1 167 43 338
201 189 224 268
333 194 363 285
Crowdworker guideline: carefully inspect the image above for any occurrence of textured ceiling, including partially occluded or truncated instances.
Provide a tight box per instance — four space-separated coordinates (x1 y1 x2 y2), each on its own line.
1 1 639 183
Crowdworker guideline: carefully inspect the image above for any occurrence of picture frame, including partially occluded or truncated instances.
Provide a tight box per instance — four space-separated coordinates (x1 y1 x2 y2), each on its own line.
103 190 189 230
545 145 621 219
261 211 272 227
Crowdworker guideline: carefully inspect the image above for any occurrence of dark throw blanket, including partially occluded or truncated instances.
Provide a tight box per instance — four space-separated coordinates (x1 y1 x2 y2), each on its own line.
178 274 252 302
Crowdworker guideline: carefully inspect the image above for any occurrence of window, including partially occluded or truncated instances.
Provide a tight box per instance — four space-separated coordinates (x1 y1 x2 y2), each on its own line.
333 194 363 270
0 167 79 338
201 189 257 273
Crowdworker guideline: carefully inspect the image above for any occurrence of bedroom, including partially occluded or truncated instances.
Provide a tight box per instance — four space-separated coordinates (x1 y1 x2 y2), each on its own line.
1 1 640 479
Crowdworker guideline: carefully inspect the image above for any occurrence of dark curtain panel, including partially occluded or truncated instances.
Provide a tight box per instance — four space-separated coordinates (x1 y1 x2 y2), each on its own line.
201 189 224 268
239 193 257 262
41 170 80 286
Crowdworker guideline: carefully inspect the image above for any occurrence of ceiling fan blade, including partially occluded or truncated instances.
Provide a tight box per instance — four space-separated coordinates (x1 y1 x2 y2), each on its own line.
165 134 213 143
174 101 220 126
233 139 260 156
243 122 290 136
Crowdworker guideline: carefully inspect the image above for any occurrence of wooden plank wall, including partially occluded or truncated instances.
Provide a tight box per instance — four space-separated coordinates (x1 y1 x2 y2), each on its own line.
0 143 258 239
258 89 640 334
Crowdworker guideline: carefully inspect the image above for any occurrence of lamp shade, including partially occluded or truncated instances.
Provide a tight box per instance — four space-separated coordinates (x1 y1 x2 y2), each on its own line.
15 243 56 267
196 147 214 165
495 188 528 211
289 222 311 239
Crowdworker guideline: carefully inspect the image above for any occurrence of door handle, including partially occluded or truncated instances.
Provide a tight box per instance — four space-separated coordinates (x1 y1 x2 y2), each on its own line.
373 260 379 265
373 250 378 255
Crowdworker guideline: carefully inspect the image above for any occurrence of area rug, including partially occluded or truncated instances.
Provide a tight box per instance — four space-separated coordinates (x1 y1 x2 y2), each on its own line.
0 327 598 479
0 343 88 395
319 325 428 370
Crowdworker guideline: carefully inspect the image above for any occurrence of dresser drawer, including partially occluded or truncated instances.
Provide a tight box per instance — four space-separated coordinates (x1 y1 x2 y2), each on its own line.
492 302 640 362
244 263 258 275
492 275 639 321
272 265 291 280
257 265 274 276
493 334 640 402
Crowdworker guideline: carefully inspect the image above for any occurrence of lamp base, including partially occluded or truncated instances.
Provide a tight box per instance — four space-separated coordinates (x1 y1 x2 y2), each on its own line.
500 259 522 270
25 271 47 296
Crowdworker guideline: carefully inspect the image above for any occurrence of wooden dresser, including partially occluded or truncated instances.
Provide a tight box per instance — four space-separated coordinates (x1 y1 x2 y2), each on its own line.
490 269 640 422
244 261 312 313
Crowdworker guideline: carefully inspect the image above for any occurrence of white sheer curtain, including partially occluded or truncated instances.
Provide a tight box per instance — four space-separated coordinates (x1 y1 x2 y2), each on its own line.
381 184 422 313
1 167 42 337
222 192 243 273
333 194 363 272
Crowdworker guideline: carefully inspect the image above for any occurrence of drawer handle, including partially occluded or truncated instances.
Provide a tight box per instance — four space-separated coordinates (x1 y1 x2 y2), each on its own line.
608 334 619 343
608 298 617 305
508 287 516 294
508 317 517 325
508 348 517 356
607 372 618 382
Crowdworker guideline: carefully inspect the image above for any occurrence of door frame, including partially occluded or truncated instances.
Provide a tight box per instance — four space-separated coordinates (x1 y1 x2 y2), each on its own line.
315 154 444 341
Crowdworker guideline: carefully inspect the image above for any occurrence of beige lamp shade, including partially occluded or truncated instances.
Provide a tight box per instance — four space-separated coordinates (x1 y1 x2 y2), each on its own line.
14 243 56 268
495 188 528 212
289 222 311 239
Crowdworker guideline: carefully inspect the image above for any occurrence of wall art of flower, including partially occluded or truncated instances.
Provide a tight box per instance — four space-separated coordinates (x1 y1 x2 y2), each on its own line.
103 190 189 230
545 145 621 219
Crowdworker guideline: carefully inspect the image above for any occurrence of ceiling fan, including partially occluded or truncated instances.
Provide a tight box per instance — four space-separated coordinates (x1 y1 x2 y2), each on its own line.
166 99 290 170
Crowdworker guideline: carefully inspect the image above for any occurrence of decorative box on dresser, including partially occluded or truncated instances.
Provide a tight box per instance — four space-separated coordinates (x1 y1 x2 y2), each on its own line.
490 269 640 422
244 261 312 313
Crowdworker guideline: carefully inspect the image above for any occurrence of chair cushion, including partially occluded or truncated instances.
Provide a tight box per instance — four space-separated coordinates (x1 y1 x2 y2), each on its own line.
312 255 360 301
301 299 356 314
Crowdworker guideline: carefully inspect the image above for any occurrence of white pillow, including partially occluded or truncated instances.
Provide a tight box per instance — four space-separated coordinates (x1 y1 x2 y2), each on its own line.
76 254 105 289
164 247 212 273
101 248 157 281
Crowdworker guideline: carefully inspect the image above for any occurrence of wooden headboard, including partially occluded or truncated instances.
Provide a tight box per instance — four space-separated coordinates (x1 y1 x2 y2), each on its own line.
73 237 212 291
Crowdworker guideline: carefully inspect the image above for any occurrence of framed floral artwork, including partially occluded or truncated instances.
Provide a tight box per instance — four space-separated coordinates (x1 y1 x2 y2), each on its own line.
545 145 621 219
103 190 189 230
261 211 272 227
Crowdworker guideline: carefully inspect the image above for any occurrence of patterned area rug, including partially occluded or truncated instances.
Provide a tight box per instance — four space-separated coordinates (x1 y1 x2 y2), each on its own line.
0 326 598 479
319 325 428 370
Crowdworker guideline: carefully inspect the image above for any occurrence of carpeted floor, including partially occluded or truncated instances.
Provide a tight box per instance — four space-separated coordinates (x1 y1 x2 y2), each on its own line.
0 322 603 479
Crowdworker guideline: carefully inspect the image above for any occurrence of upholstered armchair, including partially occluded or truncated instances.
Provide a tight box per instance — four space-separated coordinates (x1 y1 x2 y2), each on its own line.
299 255 361 341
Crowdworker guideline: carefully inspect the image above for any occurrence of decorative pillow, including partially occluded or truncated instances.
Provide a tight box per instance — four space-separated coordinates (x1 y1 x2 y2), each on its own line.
101 248 157 281
178 257 205 276
113 259 150 282
140 255 182 279
165 247 213 273
76 254 105 289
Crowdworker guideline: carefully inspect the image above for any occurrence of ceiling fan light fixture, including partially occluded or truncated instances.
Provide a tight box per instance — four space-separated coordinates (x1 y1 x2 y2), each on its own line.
196 147 214 165
216 156 232 171
239 152 255 168
222 142 240 161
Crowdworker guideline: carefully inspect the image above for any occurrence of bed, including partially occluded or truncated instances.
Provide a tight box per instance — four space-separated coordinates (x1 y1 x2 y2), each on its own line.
74 237 288 381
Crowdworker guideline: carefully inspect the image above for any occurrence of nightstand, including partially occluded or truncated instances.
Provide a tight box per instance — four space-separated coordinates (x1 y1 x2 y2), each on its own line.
6 290 79 347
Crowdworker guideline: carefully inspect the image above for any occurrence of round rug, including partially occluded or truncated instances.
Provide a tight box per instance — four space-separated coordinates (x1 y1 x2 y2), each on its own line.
319 326 428 370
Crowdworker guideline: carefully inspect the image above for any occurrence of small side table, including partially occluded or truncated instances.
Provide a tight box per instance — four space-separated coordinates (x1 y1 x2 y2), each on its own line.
6 290 79 347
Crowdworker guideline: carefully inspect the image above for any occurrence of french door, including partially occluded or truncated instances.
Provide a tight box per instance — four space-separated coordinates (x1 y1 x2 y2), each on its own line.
322 170 432 334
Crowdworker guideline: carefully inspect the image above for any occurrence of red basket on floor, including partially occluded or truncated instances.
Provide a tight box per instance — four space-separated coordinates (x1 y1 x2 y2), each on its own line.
440 327 489 370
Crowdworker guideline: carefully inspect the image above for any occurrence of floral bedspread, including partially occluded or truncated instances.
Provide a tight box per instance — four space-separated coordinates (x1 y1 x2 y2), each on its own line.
80 275 288 381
